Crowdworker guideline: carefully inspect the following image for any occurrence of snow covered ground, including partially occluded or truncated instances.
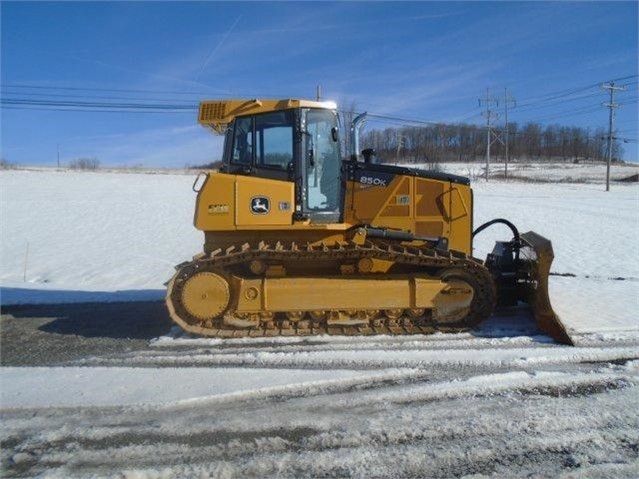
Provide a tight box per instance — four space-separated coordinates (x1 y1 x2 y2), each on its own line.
1 334 638 478
1 167 638 478
430 160 639 183
2 167 637 337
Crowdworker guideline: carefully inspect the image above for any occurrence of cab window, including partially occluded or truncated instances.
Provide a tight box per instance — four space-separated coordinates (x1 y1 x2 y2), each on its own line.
231 117 252 165
231 111 294 170
306 109 341 211
255 112 293 170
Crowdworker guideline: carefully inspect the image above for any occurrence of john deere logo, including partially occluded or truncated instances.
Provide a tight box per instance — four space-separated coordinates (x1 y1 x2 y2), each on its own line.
250 196 270 214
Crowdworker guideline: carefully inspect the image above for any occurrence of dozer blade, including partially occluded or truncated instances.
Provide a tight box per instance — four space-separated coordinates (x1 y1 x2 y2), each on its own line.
519 231 574 345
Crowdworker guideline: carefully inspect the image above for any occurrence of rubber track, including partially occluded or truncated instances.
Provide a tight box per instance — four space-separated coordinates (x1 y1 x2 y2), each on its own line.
166 240 497 338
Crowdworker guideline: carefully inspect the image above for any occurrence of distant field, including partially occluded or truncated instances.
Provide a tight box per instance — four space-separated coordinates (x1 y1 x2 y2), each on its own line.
413 160 639 183
5 159 638 184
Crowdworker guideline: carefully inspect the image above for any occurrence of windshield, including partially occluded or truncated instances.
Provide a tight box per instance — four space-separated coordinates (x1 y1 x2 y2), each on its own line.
305 109 341 211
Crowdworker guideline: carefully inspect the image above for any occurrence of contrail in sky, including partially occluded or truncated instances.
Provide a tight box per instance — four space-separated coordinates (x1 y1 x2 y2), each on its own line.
196 15 242 82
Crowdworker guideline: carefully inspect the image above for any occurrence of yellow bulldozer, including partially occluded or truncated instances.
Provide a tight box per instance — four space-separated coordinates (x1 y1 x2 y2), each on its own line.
166 99 572 344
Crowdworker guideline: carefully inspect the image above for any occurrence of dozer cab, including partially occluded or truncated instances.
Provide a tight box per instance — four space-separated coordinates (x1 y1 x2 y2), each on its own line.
166 99 572 344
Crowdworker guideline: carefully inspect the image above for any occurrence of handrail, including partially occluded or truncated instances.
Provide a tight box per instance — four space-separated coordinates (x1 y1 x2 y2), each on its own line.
192 171 209 192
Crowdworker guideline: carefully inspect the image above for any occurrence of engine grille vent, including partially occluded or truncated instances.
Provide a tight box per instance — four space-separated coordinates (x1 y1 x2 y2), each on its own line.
200 102 227 122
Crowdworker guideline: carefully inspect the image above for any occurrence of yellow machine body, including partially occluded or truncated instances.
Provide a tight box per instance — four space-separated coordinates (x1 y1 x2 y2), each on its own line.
194 172 472 255
195 173 296 230
199 99 338 134
166 98 572 345
343 174 472 254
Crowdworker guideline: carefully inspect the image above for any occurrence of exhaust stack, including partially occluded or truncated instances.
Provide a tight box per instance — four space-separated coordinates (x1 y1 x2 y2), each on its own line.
349 112 367 161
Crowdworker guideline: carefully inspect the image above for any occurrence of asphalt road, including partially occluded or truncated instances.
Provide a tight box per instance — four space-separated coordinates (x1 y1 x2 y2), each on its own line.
2 302 638 479
1 301 173 366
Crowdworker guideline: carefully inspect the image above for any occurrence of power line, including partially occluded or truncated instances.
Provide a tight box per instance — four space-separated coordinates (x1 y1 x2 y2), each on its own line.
3 78 636 123
0 105 193 114
514 74 637 105
0 90 201 103
1 83 215 96
515 84 598 109
3 77 634 123
362 112 440 127
513 90 602 114
1 83 304 101
526 104 604 124
1 98 197 111
2 80 636 149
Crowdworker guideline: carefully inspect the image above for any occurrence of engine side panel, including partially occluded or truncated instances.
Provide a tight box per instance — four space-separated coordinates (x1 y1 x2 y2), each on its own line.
194 172 295 231
344 171 473 255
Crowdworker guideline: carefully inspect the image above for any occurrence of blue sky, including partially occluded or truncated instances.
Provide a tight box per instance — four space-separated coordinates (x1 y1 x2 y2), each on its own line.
1 1 637 167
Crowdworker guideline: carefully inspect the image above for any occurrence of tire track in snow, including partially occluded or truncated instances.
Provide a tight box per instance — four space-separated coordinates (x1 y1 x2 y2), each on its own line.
3 369 637 479
80 343 639 371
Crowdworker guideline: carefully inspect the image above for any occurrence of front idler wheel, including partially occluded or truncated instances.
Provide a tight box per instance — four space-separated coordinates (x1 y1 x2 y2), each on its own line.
434 268 487 326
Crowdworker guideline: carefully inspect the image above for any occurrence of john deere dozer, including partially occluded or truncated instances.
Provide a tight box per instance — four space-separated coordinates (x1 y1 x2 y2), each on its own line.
166 99 572 344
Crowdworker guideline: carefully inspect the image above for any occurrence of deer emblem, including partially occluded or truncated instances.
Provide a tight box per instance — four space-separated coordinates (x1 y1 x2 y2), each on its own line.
250 197 270 214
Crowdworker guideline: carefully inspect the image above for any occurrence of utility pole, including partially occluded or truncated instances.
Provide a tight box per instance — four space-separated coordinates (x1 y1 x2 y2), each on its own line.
601 82 625 192
503 88 516 180
479 88 499 181
57 144 60 168
316 85 321 101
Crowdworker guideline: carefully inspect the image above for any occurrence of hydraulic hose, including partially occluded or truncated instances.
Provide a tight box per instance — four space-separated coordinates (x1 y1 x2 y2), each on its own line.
472 218 521 261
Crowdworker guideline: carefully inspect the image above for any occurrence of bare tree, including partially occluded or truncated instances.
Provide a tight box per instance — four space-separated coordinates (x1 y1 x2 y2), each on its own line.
69 157 100 170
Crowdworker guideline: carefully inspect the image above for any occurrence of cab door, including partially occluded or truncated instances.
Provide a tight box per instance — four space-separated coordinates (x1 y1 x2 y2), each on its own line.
227 110 295 183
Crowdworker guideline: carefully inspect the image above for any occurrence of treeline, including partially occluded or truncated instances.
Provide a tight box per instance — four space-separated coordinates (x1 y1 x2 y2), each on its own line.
69 157 100 170
361 122 624 164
